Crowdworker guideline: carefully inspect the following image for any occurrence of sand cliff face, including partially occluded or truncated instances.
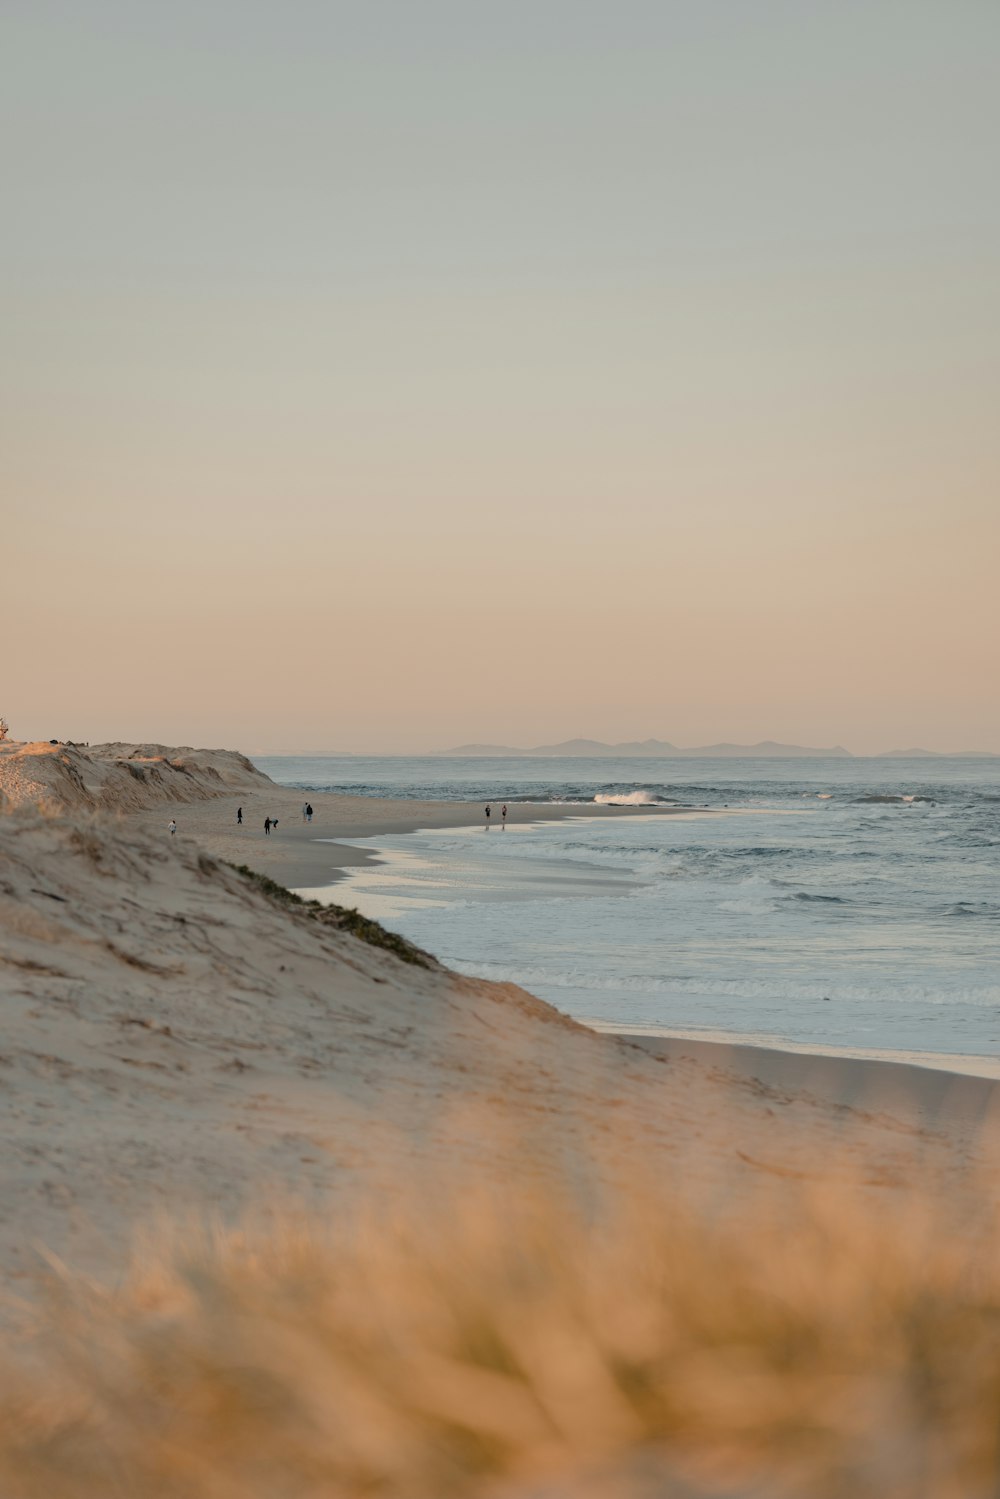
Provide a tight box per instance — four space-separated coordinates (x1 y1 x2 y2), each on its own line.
0 740 272 813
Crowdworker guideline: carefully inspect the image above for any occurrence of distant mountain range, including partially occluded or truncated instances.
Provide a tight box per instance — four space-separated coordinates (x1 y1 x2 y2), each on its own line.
442 738 997 759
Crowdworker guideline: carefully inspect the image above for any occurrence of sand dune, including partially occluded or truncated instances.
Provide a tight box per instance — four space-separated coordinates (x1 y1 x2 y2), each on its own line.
0 739 271 814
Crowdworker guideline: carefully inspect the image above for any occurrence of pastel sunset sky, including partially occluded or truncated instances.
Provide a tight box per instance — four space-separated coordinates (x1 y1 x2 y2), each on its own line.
4 2 998 753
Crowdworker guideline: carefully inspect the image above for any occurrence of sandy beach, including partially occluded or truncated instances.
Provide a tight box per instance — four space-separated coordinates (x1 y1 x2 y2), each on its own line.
620 1031 1000 1153
2 792 995 1285
126 785 697 889
3 741 1000 1493
2 741 996 1272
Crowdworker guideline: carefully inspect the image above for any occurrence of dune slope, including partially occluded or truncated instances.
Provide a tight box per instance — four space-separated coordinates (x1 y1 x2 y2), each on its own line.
0 740 272 814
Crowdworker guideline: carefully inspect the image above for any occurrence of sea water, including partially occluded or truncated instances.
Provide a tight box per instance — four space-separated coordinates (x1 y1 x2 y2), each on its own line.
256 756 1000 1063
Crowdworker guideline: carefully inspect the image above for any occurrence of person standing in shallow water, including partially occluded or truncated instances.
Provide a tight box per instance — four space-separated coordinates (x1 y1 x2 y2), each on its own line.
236 806 242 826
485 804 491 831
501 803 507 830
264 816 271 836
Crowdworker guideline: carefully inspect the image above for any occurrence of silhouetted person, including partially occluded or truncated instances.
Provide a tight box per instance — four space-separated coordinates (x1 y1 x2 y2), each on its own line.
236 806 243 826
264 817 272 836
501 803 507 830
306 803 313 823
485 803 491 831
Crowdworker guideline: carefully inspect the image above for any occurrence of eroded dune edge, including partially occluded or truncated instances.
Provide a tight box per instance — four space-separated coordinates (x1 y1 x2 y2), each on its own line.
0 739 272 814
1 744 999 1496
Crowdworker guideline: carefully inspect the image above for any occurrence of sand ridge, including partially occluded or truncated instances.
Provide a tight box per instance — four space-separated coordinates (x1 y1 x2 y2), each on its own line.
0 740 272 815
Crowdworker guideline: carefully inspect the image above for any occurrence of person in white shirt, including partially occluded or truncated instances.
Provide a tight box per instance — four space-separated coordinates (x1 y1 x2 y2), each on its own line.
167 820 177 835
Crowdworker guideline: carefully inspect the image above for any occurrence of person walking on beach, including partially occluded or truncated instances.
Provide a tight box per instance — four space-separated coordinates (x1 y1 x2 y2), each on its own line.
501 803 507 830
302 802 309 823
485 803 491 831
306 803 313 823
236 806 243 826
264 816 271 836
167 819 177 836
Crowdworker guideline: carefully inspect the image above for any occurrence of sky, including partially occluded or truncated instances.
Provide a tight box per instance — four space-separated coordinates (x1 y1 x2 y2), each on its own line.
3 1 998 755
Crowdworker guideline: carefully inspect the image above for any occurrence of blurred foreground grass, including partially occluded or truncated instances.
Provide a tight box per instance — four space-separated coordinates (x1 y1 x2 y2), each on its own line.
0 1173 997 1499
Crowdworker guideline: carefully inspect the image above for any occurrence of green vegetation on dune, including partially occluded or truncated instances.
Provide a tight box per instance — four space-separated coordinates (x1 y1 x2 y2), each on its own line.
227 862 436 969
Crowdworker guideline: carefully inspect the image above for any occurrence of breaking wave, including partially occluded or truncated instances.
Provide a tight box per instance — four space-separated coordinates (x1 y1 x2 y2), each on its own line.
593 790 662 806
857 794 935 804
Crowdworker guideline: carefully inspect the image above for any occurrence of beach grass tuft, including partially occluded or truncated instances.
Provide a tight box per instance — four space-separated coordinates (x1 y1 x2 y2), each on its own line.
1 1174 998 1498
227 861 436 968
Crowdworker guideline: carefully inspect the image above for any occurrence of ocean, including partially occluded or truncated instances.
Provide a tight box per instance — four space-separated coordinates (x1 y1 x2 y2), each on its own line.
256 756 1000 1066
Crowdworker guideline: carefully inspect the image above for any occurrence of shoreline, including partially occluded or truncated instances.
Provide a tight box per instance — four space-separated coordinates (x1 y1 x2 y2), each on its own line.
600 1024 1000 1082
614 1030 1000 1139
294 822 1000 1097
127 787 707 890
124 783 1000 1101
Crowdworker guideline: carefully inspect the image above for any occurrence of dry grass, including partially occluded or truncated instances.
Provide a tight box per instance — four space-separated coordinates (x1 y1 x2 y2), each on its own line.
1 1170 998 1499
227 861 438 967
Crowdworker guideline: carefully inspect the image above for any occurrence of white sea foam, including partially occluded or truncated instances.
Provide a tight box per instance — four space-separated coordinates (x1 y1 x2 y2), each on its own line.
593 790 660 806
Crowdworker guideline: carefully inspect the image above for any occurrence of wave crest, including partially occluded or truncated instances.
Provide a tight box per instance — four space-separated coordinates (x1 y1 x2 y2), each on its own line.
593 790 661 806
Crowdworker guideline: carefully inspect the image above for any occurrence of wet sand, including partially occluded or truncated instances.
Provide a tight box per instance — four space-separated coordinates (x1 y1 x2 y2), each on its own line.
617 1032 1000 1149
128 788 698 890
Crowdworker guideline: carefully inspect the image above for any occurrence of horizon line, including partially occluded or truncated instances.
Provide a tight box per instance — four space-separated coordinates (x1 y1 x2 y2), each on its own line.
247 739 999 759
